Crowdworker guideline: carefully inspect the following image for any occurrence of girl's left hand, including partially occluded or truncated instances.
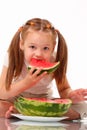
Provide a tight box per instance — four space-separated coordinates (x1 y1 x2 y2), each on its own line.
68 88 87 104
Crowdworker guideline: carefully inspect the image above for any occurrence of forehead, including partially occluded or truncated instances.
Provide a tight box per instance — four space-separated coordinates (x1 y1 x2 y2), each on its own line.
24 30 55 44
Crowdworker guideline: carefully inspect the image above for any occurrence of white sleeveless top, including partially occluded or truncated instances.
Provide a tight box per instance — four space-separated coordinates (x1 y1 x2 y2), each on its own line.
3 52 56 98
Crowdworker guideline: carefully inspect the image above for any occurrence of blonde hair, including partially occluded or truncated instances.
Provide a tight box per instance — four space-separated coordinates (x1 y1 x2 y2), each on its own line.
6 18 68 90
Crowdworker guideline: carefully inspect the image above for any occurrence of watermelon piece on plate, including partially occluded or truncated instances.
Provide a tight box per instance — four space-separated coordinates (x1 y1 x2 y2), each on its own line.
14 97 72 117
27 58 60 74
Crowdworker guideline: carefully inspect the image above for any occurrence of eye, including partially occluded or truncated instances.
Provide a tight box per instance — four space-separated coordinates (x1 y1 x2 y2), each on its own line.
29 45 36 49
43 47 49 50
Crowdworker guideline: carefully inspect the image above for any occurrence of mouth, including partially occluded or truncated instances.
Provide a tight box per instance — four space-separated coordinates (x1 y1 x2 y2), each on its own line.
31 58 45 61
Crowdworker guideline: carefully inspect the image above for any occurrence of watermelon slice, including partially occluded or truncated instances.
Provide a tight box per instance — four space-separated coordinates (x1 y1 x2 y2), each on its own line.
14 97 72 117
27 58 60 74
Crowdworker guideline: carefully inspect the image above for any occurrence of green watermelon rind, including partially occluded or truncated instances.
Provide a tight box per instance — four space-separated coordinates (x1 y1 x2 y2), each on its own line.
27 61 60 74
14 97 72 117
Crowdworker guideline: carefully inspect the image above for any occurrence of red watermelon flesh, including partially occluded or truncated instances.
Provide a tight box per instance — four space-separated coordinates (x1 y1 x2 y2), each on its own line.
26 97 70 104
28 58 60 73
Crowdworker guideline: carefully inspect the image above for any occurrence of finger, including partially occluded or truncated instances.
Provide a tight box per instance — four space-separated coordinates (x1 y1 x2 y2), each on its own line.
84 98 87 101
5 110 11 118
83 93 87 97
81 90 87 96
32 68 42 76
75 89 87 96
29 67 37 75
5 105 18 118
84 95 87 100
36 71 47 80
9 106 14 111
5 109 13 119
82 89 87 94
5 106 14 118
39 71 47 77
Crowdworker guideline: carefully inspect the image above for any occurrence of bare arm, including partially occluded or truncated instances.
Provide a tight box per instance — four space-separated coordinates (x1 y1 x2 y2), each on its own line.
55 77 81 120
56 76 87 103
0 66 28 99
55 76 72 98
0 66 47 99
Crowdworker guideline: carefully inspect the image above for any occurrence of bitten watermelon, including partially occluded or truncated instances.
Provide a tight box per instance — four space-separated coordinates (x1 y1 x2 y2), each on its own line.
28 58 60 74
14 97 72 117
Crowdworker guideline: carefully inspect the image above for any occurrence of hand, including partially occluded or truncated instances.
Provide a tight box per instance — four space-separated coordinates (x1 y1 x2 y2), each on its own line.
24 67 47 88
5 106 18 118
68 88 87 104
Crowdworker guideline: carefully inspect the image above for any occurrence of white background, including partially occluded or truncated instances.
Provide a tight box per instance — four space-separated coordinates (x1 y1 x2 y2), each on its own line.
0 0 87 97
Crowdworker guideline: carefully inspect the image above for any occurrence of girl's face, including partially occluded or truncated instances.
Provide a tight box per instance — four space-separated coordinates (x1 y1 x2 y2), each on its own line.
20 30 55 64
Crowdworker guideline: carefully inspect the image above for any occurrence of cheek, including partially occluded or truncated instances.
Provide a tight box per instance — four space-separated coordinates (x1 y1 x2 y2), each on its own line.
24 51 32 63
44 53 52 62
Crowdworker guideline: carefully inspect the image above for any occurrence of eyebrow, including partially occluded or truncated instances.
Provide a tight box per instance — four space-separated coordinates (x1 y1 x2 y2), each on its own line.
29 43 51 46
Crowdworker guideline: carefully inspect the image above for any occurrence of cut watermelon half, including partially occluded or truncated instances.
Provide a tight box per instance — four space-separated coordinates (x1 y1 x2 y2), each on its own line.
27 58 60 74
14 97 72 117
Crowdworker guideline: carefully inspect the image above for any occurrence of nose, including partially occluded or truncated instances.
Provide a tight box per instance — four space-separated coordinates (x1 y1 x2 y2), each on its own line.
35 49 42 58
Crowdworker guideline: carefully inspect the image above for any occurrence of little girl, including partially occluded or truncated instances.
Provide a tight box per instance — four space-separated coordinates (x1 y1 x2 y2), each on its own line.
0 18 87 119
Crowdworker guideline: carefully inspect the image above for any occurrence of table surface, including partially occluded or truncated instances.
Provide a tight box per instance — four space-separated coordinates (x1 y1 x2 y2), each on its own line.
0 117 87 130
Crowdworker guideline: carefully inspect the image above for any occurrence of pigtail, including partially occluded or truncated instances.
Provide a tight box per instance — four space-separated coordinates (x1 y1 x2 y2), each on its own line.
6 31 24 90
54 30 68 85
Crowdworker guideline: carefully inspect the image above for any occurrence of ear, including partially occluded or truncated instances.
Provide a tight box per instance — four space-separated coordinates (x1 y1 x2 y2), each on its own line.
19 39 24 50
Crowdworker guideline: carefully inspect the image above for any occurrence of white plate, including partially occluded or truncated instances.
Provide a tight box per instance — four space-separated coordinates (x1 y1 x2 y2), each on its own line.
11 120 68 126
11 114 68 122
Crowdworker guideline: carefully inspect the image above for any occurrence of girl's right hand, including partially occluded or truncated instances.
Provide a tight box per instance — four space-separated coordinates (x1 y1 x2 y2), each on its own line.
24 67 47 88
5 106 18 118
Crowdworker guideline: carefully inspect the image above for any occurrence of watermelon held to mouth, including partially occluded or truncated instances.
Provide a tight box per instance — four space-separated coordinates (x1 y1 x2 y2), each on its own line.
14 97 72 117
27 58 60 74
